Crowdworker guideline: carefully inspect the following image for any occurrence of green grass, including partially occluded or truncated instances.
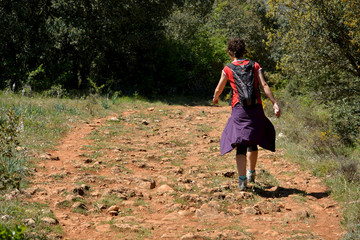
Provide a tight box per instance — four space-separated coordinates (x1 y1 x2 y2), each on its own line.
100 195 124 207
221 225 254 238
133 198 148 207
55 200 71 209
49 173 66 180
0 198 61 239
0 92 113 153
113 225 152 240
0 92 160 238
256 168 280 187
71 207 88 215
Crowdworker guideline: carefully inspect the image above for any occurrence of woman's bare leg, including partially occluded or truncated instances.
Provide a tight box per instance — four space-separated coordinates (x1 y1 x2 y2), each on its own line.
247 150 258 171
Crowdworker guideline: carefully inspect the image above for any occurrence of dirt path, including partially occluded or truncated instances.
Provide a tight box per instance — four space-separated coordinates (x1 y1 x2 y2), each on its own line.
27 105 344 239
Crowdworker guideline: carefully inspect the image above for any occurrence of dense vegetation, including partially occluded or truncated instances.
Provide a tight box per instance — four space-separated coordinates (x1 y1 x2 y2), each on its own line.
2 0 358 142
0 0 275 97
268 0 360 145
1 0 360 238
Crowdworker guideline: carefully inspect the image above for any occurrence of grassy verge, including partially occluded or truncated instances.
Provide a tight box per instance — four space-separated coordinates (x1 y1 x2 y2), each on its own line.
267 91 360 239
0 91 164 239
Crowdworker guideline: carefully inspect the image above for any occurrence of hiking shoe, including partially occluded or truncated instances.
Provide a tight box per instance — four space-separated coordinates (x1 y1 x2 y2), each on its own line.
238 178 247 191
247 170 256 183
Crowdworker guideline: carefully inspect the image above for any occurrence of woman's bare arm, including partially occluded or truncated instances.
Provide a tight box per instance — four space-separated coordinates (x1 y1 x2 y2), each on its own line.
258 70 281 117
213 72 228 104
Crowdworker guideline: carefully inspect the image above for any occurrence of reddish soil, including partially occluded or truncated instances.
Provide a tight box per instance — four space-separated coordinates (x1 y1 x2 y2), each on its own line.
28 105 344 239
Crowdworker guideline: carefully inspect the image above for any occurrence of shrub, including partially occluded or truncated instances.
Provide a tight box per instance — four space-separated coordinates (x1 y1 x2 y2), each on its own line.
328 100 360 146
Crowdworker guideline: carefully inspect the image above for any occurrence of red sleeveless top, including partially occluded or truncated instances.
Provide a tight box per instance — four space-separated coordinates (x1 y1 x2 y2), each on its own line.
223 59 262 107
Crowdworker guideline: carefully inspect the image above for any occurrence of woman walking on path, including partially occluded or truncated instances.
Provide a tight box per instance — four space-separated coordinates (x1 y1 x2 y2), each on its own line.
213 38 280 191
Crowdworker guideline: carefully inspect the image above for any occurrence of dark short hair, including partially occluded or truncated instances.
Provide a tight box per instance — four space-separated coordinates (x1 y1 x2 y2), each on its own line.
227 38 246 58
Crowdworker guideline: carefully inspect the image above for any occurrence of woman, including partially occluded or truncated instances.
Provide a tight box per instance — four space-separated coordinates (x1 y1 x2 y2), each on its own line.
213 38 280 191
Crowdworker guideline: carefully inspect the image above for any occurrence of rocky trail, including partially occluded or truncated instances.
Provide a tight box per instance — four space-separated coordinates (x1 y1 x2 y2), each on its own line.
24 105 343 239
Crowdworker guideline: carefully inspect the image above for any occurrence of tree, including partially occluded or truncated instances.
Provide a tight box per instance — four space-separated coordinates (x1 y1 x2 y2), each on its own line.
267 0 360 143
208 0 276 71
0 0 51 90
267 0 360 98
0 0 186 94
1 0 274 98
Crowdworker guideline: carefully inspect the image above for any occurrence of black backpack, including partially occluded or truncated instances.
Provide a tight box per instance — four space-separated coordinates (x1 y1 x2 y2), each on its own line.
228 60 258 106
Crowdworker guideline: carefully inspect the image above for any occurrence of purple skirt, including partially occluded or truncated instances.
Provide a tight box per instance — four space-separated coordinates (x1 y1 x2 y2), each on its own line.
220 104 275 155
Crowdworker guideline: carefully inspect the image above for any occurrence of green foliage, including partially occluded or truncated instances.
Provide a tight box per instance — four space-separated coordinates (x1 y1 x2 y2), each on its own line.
273 92 347 158
0 0 187 94
267 0 360 80
1 0 275 97
0 154 28 190
0 108 28 190
88 78 105 96
43 85 68 98
267 0 360 145
0 109 21 158
161 0 276 96
328 99 360 145
0 225 26 240
26 65 45 91
208 0 277 71
0 196 58 239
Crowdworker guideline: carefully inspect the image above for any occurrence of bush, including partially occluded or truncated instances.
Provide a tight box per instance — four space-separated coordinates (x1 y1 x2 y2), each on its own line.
273 92 342 158
328 100 360 146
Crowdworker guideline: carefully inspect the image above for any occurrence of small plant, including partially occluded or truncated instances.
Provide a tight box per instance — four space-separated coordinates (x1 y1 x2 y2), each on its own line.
50 173 66 180
88 77 105 96
133 198 148 207
0 109 28 190
56 200 71 209
102 98 110 109
100 195 124 207
0 154 28 190
111 91 121 104
0 109 21 158
256 169 279 187
44 85 68 98
0 225 26 240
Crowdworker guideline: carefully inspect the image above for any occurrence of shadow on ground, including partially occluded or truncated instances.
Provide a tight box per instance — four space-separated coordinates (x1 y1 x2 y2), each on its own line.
252 185 330 199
